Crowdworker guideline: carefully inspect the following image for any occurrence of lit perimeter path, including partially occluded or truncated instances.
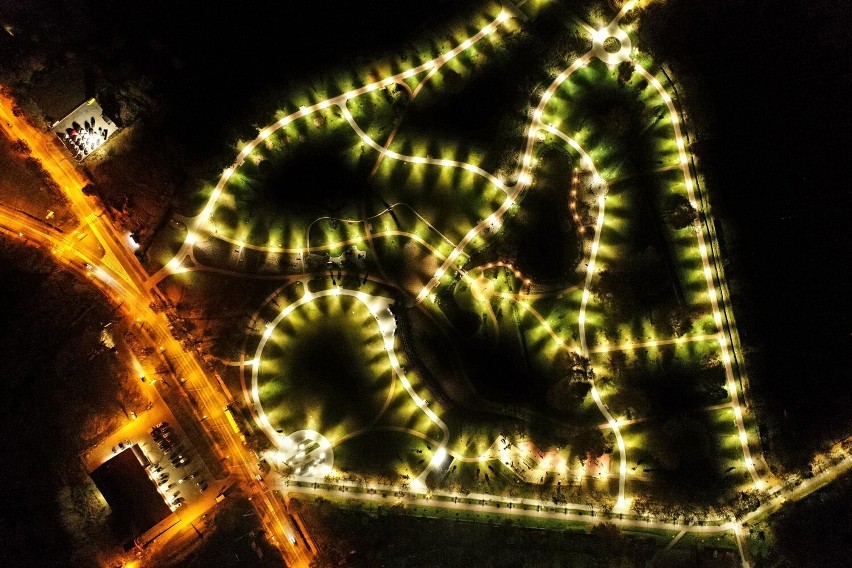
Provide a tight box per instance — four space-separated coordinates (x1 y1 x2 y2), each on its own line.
275 475 742 536
632 62 763 490
570 0 764 511
248 287 449 487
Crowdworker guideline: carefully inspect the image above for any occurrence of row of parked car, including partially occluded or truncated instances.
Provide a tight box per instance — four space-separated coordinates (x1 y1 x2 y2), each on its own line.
59 117 110 160
152 421 193 468
148 422 209 508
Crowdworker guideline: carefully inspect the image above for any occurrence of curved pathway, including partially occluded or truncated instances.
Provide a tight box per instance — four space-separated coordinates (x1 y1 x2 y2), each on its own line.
247 287 449 486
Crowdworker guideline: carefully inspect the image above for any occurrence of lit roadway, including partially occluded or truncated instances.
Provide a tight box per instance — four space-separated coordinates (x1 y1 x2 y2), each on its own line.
0 99 311 567
0 91 146 292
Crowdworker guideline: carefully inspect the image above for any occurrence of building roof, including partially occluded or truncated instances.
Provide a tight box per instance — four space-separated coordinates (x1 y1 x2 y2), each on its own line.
90 445 172 539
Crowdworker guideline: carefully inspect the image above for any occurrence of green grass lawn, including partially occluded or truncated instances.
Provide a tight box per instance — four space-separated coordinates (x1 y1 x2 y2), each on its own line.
332 429 433 481
256 296 392 439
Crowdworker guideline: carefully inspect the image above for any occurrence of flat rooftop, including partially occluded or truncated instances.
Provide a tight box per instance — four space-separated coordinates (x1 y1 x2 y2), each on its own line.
90 445 172 539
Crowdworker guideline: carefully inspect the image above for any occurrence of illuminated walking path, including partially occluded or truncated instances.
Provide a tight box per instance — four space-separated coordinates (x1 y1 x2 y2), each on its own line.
248 287 449 486
632 63 762 489
3 4 837 566
149 11 511 286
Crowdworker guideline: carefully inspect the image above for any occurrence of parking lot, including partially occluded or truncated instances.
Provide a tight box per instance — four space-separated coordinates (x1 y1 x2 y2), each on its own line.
140 420 213 512
85 395 215 516
51 98 117 161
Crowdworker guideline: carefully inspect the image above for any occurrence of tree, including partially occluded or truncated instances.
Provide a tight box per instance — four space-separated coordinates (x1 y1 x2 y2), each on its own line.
547 353 594 414
664 194 698 230
729 490 761 519
572 427 609 460
547 377 591 413
604 350 628 380
594 267 637 322
551 351 594 383
617 61 635 85
631 494 651 518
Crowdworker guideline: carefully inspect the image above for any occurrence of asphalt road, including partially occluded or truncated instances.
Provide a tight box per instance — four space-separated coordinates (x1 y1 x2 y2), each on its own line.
0 99 311 567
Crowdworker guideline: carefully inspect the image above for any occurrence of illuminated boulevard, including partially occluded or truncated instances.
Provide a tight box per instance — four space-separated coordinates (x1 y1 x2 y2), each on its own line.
0 94 311 568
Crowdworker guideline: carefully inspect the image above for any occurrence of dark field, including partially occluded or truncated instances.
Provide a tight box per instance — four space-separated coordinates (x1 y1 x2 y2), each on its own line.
258 298 391 435
233 131 373 229
505 147 582 282
398 3 586 173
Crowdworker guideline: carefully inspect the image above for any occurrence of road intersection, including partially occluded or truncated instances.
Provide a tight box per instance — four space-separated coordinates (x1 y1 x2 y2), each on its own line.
0 105 312 566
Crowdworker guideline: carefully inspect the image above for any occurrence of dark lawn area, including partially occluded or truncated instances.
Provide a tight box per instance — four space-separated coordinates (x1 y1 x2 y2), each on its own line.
563 63 688 334
258 298 391 435
638 0 852 471
332 430 416 481
457 319 542 410
606 346 727 419
299 499 666 568
606 350 733 503
232 130 374 232
503 146 581 282
416 290 596 451
593 182 688 337
627 411 732 507
431 286 551 414
398 2 587 174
